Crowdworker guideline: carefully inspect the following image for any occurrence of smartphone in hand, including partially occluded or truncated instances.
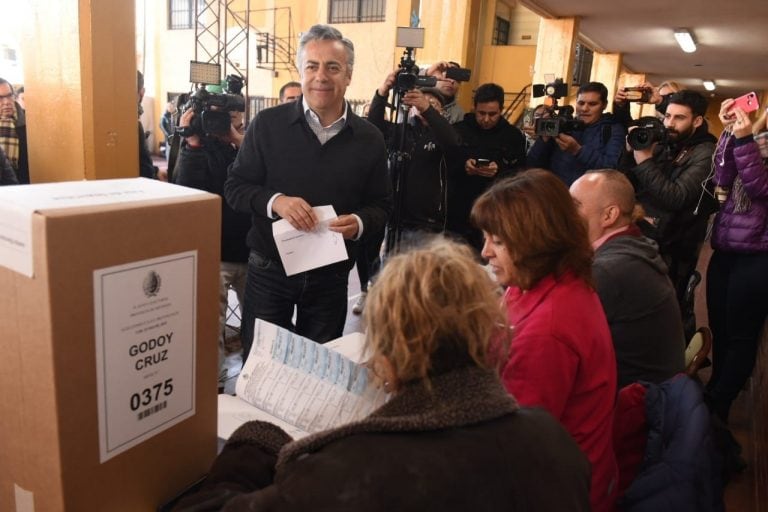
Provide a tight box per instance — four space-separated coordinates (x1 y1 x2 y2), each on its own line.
476 158 491 167
728 92 760 114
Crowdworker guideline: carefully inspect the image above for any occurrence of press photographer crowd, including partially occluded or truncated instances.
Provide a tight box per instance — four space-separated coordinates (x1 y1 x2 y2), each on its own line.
5 20 767 512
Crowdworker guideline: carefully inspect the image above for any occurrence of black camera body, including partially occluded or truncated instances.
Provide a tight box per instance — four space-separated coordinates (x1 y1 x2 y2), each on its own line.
628 116 667 150
178 75 245 138
535 105 585 137
396 70 437 91
395 52 437 92
531 78 583 137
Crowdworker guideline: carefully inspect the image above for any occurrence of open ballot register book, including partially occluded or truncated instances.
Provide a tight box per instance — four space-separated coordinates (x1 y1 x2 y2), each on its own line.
218 320 389 440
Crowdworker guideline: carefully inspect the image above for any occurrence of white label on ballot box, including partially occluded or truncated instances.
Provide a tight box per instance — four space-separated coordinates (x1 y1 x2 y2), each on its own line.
93 250 197 463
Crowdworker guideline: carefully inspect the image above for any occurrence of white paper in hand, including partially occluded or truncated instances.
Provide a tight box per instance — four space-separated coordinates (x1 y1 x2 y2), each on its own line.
272 205 348 276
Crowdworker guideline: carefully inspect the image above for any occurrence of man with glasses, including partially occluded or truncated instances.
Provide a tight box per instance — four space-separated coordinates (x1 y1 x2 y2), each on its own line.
0 77 28 183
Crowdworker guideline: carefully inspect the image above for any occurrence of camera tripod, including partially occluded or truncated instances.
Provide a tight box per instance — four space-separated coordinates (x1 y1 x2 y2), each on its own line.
383 47 420 257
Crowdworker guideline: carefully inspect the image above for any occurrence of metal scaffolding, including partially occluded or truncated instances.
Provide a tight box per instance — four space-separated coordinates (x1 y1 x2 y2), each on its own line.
193 1 297 93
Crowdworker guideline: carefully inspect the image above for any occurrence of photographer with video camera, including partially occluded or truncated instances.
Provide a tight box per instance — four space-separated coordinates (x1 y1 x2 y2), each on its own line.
527 81 625 186
618 90 717 323
368 67 461 244
173 82 250 389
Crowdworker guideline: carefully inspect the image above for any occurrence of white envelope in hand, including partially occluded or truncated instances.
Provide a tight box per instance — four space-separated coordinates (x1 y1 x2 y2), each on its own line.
272 205 349 276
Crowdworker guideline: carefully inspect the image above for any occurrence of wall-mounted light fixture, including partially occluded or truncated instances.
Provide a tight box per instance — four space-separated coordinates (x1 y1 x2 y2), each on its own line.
674 28 697 53
703 80 716 91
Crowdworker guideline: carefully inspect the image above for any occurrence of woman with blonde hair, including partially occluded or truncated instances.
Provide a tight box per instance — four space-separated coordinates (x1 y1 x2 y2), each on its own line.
472 169 618 512
174 238 590 511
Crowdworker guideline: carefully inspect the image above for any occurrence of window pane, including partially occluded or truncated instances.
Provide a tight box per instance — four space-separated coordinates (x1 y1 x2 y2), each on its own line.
169 0 194 30
329 0 385 23
360 0 385 21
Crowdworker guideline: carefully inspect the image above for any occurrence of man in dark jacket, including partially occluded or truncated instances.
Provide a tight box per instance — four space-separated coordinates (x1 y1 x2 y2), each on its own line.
527 81 625 185
451 83 526 252
0 77 29 183
619 90 717 312
570 170 685 388
225 25 391 357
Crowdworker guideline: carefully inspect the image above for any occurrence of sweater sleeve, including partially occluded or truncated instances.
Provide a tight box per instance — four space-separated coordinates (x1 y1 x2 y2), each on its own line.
612 102 633 128
501 333 579 419
172 421 292 511
422 106 460 148
353 132 392 239
224 113 280 217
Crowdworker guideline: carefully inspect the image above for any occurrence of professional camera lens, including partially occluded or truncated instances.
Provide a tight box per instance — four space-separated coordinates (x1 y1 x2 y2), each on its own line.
628 116 667 150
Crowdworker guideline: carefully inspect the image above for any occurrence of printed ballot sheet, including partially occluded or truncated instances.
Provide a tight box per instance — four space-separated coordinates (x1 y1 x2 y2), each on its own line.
219 320 387 440
271 205 348 276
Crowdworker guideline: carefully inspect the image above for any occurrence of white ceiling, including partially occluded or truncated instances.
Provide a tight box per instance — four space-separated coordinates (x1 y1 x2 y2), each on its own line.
520 0 768 99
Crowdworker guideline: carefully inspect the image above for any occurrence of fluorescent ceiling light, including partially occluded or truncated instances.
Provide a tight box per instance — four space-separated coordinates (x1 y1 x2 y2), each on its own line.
703 80 716 91
674 28 697 53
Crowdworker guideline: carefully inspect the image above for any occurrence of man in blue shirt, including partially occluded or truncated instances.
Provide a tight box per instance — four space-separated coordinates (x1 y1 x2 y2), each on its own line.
528 81 625 186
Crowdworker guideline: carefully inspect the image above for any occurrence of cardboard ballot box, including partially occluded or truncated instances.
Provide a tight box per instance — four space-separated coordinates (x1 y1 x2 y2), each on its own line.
0 179 221 511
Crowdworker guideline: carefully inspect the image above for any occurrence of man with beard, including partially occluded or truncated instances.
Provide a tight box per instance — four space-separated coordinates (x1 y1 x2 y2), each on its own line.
619 89 717 317
527 81 625 185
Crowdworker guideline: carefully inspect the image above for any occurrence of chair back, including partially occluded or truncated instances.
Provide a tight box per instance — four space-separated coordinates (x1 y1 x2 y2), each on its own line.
685 326 712 376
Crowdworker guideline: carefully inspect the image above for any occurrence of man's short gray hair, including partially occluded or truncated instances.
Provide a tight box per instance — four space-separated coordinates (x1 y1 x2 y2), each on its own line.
297 24 355 74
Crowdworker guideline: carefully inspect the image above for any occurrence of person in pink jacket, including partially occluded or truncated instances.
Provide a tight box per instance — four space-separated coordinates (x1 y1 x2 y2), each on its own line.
472 169 618 512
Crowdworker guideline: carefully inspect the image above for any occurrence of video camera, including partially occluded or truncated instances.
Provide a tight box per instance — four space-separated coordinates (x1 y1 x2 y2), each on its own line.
534 106 585 137
531 78 585 137
628 116 667 150
395 52 437 92
394 27 436 92
177 74 245 138
392 27 472 93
